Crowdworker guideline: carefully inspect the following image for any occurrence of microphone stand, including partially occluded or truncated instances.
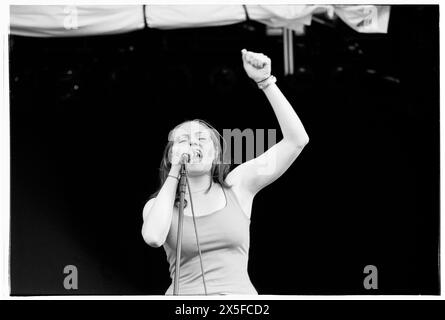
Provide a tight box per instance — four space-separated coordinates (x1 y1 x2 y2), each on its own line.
173 162 187 295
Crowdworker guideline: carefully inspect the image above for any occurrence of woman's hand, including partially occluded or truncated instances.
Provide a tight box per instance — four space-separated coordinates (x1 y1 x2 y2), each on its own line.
170 143 191 166
167 143 189 177
241 49 272 82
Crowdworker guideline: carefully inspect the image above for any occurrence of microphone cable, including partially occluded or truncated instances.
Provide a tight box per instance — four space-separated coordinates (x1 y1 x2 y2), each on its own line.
185 172 208 295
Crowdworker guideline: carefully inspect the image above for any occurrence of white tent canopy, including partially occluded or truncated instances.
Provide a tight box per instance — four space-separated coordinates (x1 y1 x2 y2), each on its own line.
10 5 391 38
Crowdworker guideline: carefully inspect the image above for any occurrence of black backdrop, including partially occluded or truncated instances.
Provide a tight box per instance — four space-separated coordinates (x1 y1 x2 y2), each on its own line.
9 5 439 295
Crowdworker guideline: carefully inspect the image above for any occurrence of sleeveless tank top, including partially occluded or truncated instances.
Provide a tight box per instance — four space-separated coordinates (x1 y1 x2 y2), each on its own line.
162 186 258 295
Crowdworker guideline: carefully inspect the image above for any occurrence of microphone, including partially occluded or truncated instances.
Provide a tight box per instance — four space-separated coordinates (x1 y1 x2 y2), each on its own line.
181 150 201 164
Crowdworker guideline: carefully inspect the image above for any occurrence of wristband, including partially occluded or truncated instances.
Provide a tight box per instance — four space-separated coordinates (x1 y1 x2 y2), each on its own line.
256 75 272 84
168 174 179 181
257 75 276 90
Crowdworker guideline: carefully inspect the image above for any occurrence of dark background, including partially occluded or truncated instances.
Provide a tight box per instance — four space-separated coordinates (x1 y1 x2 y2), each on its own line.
9 5 439 295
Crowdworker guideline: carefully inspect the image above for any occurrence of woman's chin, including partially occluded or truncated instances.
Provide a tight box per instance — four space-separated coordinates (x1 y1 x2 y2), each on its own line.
185 164 211 176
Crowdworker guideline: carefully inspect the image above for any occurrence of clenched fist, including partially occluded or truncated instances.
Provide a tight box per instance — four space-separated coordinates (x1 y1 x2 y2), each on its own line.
241 49 272 83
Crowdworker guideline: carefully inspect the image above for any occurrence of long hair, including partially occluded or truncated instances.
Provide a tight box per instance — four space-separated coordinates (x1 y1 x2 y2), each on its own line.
151 119 231 207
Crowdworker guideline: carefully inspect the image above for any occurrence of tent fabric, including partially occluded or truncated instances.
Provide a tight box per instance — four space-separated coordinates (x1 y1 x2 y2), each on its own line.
10 5 145 37
246 5 334 30
144 5 246 29
10 5 391 38
334 5 391 33
145 5 326 30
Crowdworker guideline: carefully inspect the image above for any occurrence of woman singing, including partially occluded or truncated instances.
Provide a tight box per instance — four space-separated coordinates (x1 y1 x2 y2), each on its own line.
142 49 310 295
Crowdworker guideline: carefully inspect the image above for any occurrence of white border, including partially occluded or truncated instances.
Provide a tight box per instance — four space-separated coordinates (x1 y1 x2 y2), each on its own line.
0 0 11 299
1 0 443 300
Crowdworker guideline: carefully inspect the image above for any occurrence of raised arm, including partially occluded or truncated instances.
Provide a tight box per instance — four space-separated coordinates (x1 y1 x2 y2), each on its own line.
141 164 180 248
227 50 309 198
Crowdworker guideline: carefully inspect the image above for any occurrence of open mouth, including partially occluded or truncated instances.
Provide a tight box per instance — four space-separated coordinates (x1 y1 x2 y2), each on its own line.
189 149 202 163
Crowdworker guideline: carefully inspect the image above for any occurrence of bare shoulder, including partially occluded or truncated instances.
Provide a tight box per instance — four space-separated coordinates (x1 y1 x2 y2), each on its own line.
142 197 156 221
226 164 257 199
226 170 255 219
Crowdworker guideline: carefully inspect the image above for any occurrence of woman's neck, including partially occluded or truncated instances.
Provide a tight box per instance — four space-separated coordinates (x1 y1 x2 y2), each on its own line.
185 173 213 193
